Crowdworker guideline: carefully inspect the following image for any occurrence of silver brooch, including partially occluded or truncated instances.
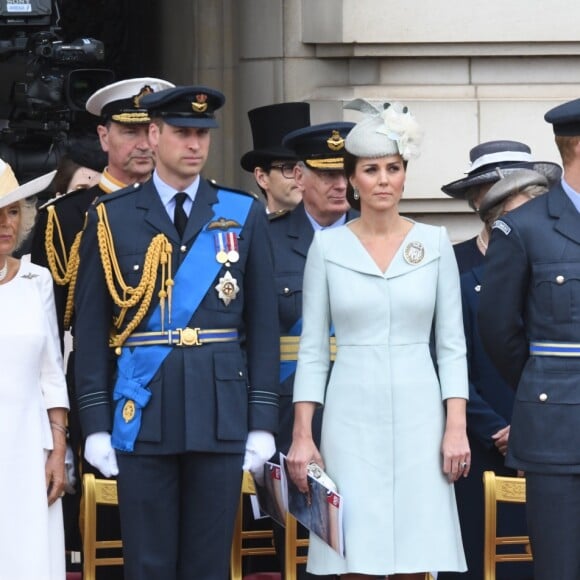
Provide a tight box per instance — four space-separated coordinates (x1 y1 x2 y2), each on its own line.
403 241 424 265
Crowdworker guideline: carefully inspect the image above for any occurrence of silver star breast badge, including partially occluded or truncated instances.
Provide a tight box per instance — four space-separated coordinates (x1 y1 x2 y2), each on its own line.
215 270 240 306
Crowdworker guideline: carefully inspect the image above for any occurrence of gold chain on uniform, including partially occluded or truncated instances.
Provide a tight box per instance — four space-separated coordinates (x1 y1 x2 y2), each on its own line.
95 203 174 350
44 206 82 330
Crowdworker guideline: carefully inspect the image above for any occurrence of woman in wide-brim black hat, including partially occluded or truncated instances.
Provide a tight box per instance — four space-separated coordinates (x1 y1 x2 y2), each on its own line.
441 140 561 273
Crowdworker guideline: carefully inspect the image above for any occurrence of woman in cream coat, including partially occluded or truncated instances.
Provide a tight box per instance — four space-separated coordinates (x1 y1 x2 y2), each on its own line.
287 101 469 579
0 161 69 580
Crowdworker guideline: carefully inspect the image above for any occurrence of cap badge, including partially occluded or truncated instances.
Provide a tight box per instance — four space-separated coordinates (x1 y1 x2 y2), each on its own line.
192 93 208 113
403 241 425 265
133 85 154 109
215 270 240 306
327 130 345 152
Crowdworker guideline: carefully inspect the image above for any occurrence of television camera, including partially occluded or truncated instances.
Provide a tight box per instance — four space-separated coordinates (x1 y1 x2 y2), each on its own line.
0 0 114 182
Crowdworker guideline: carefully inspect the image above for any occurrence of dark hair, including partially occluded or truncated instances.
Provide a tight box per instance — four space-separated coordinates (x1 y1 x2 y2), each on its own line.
344 151 408 211
50 156 83 195
344 151 360 211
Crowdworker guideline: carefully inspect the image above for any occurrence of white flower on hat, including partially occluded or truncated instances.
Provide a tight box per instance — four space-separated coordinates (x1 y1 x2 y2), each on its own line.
344 99 423 161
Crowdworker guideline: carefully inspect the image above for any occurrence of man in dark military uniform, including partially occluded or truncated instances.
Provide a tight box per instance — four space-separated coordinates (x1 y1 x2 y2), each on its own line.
74 85 280 580
268 122 356 580
241 102 311 213
479 97 580 580
31 77 175 345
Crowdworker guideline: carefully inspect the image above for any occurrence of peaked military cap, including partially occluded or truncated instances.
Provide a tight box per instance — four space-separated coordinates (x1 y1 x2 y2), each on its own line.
282 122 355 170
141 85 225 128
240 102 311 172
85 77 176 124
545 98 580 137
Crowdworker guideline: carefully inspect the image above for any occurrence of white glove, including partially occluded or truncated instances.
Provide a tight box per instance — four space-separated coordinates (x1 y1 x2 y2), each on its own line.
84 432 119 478
243 430 276 482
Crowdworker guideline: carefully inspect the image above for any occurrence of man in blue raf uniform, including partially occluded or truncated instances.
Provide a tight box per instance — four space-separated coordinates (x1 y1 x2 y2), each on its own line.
479 97 580 580
30 77 174 575
74 85 280 580
268 122 356 579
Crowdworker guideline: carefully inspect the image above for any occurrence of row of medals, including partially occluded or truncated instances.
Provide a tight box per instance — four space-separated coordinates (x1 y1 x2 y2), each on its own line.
214 231 239 305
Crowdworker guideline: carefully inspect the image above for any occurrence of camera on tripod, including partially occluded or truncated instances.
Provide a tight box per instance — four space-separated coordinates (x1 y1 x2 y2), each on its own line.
10 31 113 126
0 0 114 181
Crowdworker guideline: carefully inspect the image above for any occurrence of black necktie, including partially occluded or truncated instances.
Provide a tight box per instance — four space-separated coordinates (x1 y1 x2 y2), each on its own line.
173 192 188 238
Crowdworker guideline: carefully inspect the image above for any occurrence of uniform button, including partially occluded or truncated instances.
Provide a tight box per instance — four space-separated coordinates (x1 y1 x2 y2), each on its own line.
474 284 481 293
539 393 548 402
556 275 565 284
133 264 139 271
283 287 290 294
238 371 243 377
180 245 187 253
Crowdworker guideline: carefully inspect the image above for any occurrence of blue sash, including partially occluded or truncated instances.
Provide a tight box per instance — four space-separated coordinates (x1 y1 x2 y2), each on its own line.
111 190 253 451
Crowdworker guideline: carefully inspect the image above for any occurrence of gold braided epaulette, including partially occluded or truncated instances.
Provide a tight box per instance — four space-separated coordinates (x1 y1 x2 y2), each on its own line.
95 202 175 351
208 179 259 201
44 205 82 330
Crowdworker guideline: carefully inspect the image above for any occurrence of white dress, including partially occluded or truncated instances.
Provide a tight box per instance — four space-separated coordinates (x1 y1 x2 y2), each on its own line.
0 262 69 580
293 221 468 576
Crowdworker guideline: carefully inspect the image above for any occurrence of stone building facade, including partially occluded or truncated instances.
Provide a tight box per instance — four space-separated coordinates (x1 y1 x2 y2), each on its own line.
157 0 580 240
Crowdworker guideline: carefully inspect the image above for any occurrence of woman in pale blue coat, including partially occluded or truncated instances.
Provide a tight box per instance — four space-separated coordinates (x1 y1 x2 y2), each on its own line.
287 101 470 580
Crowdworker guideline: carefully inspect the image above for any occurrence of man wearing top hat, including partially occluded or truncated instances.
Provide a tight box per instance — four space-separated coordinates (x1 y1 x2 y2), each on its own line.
479 98 580 580
441 139 561 274
241 102 311 213
73 85 279 580
267 121 356 579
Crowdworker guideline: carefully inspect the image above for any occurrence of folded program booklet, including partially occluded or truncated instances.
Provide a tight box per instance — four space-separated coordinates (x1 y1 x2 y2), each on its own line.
251 461 287 526
280 454 344 557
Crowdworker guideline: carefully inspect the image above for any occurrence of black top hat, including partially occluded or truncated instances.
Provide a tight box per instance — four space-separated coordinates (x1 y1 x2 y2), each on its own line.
141 86 225 128
545 98 580 137
240 102 311 172
441 140 561 199
282 122 355 170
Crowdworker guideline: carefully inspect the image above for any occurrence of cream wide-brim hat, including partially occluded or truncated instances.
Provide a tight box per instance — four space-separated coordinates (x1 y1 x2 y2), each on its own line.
0 159 56 209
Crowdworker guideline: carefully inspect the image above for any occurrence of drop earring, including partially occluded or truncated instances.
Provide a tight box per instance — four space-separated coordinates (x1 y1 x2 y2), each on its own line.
353 188 360 200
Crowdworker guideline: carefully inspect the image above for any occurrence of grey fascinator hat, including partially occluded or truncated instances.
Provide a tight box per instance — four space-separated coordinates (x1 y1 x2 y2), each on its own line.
344 99 423 160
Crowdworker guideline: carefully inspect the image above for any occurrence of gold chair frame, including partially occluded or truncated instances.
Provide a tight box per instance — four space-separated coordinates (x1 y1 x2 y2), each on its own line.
80 473 123 580
483 470 532 580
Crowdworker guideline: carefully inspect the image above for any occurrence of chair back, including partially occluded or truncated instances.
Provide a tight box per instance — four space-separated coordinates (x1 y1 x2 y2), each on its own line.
230 471 278 580
81 473 123 580
483 470 532 580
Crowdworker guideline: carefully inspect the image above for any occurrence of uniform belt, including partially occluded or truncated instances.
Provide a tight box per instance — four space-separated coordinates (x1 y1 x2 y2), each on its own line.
120 327 239 348
529 340 580 357
280 335 337 361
